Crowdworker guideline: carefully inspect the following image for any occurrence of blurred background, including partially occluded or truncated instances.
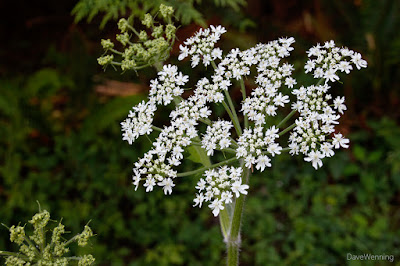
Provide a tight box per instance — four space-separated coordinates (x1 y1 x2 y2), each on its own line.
0 0 399 265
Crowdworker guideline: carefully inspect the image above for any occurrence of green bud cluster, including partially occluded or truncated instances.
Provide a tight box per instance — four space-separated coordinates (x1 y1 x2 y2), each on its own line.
9 225 25 245
77 225 94 247
98 4 177 72
1 207 95 265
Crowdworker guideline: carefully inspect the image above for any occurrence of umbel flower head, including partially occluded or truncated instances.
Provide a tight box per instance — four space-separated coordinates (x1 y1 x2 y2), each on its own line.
0 205 95 265
119 25 367 216
98 4 177 72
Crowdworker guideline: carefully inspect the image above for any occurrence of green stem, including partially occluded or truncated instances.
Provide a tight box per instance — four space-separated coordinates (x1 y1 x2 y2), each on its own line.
219 208 230 239
152 125 163 132
222 101 242 137
177 157 238 177
227 164 251 266
199 118 212 126
154 62 164 72
278 123 296 137
210 60 218 70
63 234 81 247
0 251 30 260
239 79 248 129
110 48 124 55
224 90 242 135
277 109 297 129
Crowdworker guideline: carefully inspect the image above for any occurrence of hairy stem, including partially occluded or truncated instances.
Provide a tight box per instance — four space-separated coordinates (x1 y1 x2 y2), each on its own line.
226 164 250 266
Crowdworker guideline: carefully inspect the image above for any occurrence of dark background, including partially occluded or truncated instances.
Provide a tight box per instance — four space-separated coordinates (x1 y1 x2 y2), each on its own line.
1 0 399 265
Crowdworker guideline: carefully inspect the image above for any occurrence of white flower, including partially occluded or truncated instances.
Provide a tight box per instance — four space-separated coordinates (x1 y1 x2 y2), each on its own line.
231 179 249 198
285 77 297 88
333 96 347 114
255 155 271 171
221 191 233 204
305 42 367 83
351 52 368 69
144 177 156 192
158 178 175 195
267 143 282 156
178 44 189 60
320 142 335 157
195 179 206 191
304 151 324 169
209 199 224 217
332 133 350 149
324 68 339 83
193 193 205 207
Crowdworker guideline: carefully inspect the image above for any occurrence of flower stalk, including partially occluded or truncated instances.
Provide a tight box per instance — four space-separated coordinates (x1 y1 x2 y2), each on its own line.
226 163 250 265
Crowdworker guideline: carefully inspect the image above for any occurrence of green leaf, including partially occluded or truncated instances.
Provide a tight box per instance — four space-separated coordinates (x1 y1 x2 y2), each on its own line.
186 144 211 167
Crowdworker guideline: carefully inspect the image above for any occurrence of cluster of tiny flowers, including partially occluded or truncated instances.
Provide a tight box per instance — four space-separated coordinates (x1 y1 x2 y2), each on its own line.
289 84 349 169
131 91 212 195
121 64 189 145
287 41 366 169
149 64 188 105
193 166 249 216
120 24 367 217
305 40 367 84
201 120 233 156
1 210 95 266
236 126 282 171
29 210 51 246
121 99 157 144
9 225 25 245
208 38 294 126
178 25 226 67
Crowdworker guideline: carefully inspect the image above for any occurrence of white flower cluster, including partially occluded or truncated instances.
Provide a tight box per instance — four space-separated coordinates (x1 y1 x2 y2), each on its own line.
133 151 177 194
149 64 188 105
220 40 295 125
120 24 367 216
305 40 367 83
131 73 214 195
289 84 349 169
236 126 282 171
201 120 233 156
178 25 225 67
121 99 156 144
288 41 366 169
193 166 249 216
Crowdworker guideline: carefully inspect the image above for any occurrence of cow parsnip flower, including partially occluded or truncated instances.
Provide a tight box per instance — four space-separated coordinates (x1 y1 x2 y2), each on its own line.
119 24 367 217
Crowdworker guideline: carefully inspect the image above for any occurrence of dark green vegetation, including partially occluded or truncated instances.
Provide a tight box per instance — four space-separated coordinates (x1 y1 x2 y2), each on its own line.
1 0 399 265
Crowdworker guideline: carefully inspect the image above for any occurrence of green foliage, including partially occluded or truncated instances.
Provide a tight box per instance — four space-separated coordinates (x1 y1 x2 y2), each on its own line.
72 0 246 28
